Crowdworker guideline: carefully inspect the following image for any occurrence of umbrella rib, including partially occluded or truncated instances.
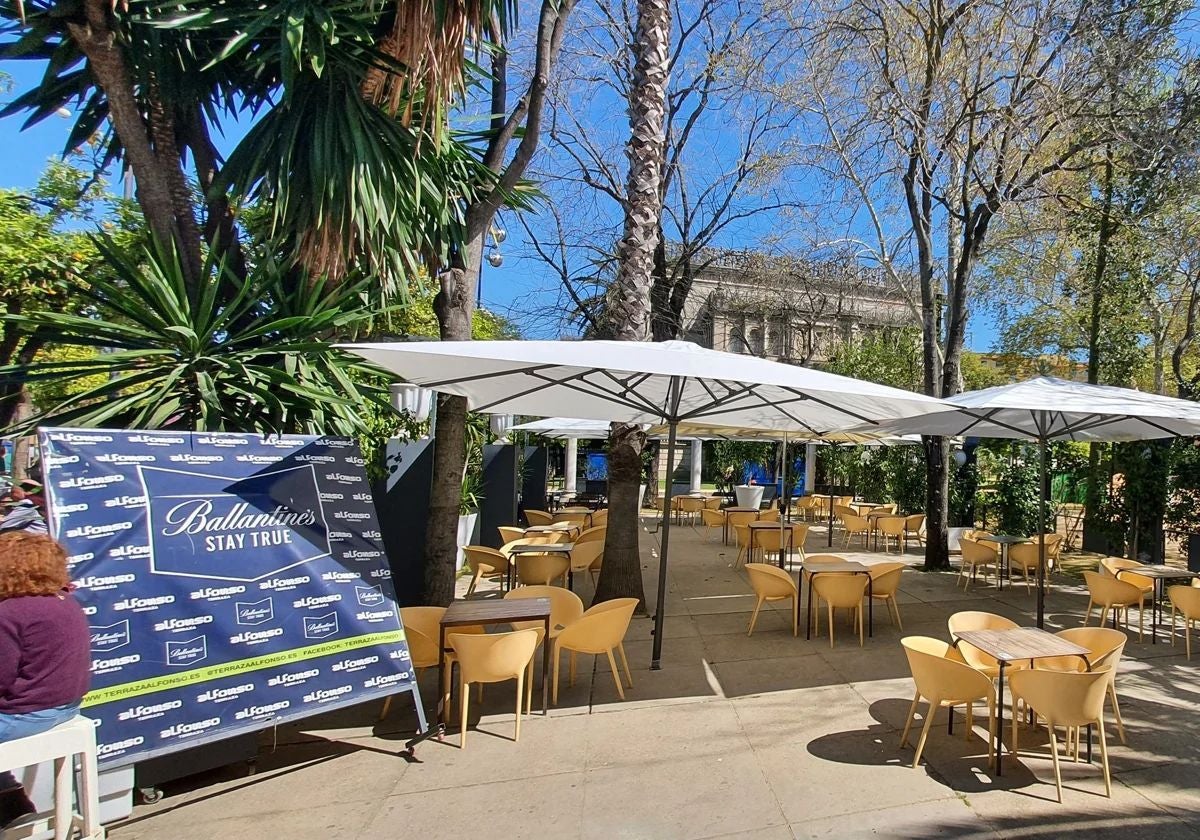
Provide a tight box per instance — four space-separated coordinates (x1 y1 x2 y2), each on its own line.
594 370 672 417
420 363 557 389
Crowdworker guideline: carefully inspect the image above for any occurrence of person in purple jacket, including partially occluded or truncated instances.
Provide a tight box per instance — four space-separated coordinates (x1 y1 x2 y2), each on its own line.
0 532 91 828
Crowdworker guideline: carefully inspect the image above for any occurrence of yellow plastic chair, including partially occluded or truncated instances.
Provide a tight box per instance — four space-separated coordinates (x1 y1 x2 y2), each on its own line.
387 606 484 722
948 611 1019 680
704 497 724 510
568 541 604 585
1102 557 1154 599
732 523 755 567
745 563 799 637
1168 584 1200 659
515 552 570 587
463 545 510 597
576 525 607 546
1008 667 1114 801
1041 627 1128 745
524 509 554 526
504 585 585 647
1083 571 1144 641
699 508 726 542
869 562 905 629
552 598 637 703
554 510 589 526
1007 543 1043 593
498 526 526 545
904 514 926 547
590 509 608 527
841 513 870 549
812 573 868 647
759 507 781 523
727 509 759 531
876 516 907 554
957 538 997 590
448 628 541 748
755 523 808 566
678 496 705 525
899 636 996 770
1043 533 1064 567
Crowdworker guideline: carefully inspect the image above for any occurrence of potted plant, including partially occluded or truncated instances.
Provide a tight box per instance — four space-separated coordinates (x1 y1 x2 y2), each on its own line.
1167 440 1200 572
456 472 483 571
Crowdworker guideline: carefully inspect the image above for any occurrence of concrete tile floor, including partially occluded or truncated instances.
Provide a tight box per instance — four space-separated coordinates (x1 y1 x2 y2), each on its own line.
108 515 1200 839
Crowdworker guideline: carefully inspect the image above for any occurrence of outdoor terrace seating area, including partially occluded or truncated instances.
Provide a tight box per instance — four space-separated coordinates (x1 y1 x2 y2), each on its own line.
106 510 1200 840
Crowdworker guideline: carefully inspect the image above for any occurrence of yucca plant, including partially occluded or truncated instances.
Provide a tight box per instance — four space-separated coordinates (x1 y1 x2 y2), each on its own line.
0 236 397 436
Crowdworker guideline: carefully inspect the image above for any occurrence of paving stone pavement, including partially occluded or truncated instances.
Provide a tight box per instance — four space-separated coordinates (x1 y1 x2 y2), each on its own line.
106 515 1200 839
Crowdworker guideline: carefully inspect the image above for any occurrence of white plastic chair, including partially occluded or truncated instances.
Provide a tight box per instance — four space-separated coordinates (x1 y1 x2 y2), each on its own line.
0 716 104 839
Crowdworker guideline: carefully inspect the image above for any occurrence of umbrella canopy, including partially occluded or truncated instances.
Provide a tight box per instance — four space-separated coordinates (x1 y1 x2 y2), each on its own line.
510 417 621 439
343 339 945 433
847 376 1200 627
342 338 947 668
855 376 1200 441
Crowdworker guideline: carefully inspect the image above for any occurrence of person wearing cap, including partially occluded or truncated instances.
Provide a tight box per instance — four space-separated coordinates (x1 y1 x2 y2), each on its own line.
0 485 47 536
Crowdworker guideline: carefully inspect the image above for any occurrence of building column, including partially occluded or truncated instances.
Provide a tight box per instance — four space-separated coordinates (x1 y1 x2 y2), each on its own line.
690 440 703 493
564 438 578 493
804 443 817 495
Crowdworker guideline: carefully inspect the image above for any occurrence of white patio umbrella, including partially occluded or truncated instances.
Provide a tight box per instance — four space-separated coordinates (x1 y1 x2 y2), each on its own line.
342 338 947 667
848 376 1200 626
510 417 624 439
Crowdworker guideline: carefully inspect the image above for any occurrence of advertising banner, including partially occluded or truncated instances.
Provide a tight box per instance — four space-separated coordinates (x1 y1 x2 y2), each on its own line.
39 428 420 767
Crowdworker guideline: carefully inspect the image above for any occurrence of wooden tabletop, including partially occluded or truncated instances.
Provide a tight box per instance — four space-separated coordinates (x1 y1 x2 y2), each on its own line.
801 561 870 574
442 597 551 626
988 535 1032 545
525 523 577 533
725 507 761 514
748 521 787 528
954 627 1089 662
507 542 575 554
1116 565 1200 580
559 507 592 513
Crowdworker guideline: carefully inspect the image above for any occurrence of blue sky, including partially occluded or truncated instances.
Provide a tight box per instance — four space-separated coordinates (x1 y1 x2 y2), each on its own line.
0 57 997 351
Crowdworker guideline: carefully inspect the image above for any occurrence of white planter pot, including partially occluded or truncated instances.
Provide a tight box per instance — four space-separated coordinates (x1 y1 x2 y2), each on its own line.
948 526 968 553
735 485 764 509
639 483 648 509
456 512 479 570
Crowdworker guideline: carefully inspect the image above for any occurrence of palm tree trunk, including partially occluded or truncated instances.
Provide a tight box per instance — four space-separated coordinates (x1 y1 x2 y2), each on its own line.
596 0 671 608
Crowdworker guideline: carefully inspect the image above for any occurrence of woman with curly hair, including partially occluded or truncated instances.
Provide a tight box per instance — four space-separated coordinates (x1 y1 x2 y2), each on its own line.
0 532 91 828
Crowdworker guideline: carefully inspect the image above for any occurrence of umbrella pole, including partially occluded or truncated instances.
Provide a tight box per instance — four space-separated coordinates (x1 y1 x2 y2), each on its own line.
1037 438 1048 629
779 432 788 569
651 421 679 670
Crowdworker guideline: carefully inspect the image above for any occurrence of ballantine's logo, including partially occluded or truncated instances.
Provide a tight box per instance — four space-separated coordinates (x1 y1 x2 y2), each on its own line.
161 718 221 739
154 615 214 633
160 500 317 537
75 573 136 590
104 495 148 509
235 700 291 721
89 620 130 652
48 431 113 443
370 568 393 580
129 433 186 445
114 594 175 612
355 585 384 607
96 453 156 464
235 454 283 465
259 575 310 591
302 685 353 703
169 453 224 464
293 594 341 609
191 585 246 600
267 669 319 687
321 571 358 583
303 613 338 639
60 474 122 490
235 598 273 625
196 684 254 703
165 636 208 666
229 627 284 645
195 681 254 700
98 736 144 757
66 522 134 540
323 472 362 483
118 700 182 721
108 544 150 559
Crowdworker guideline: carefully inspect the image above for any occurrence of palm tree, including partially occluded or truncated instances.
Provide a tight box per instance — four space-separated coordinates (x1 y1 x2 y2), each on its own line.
595 0 672 606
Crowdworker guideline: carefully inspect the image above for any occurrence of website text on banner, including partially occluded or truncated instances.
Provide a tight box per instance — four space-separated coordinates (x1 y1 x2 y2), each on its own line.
39 429 419 767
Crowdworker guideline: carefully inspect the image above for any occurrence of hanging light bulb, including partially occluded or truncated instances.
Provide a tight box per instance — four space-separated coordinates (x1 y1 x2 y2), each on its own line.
487 250 504 268
492 227 507 244
952 449 968 467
